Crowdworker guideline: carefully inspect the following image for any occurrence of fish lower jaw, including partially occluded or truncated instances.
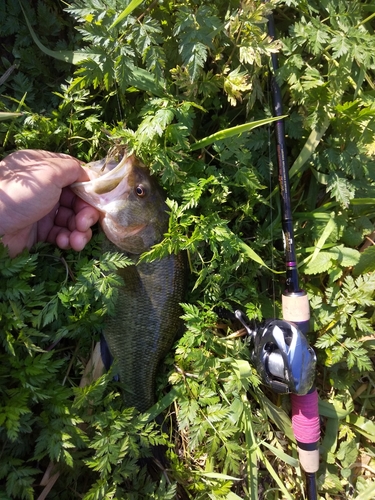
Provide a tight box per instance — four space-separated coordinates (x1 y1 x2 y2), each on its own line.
101 217 148 252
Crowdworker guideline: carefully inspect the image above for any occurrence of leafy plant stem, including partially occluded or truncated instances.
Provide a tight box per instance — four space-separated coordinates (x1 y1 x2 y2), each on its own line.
242 396 258 499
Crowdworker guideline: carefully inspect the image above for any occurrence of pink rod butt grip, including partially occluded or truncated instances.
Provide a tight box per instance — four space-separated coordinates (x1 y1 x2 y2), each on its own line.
291 390 320 473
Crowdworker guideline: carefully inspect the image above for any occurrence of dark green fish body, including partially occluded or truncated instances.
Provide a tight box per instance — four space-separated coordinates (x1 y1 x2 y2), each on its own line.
104 246 185 411
72 153 185 412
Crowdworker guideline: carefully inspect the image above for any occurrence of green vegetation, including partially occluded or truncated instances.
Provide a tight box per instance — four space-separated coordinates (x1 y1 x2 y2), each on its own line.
1 0 375 498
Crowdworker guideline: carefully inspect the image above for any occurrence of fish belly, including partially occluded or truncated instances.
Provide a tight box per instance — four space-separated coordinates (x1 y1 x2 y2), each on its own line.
103 248 186 412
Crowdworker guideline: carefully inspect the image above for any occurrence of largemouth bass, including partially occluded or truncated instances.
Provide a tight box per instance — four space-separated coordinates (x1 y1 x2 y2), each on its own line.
71 152 185 412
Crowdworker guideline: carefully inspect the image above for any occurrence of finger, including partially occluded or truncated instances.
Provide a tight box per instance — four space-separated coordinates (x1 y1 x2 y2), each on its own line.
48 227 72 249
75 206 100 232
69 229 93 251
55 204 99 234
2 150 86 186
36 203 59 242
44 158 91 187
7 149 80 162
54 206 77 232
59 187 79 209
51 226 93 251
60 187 101 215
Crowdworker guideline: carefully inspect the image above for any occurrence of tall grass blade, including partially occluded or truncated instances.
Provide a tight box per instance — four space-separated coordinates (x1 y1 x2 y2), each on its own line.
242 397 258 499
110 0 144 29
226 493 245 500
199 472 240 481
190 116 285 151
261 441 299 467
289 116 330 179
144 385 182 422
3 93 27 148
0 112 23 121
304 216 336 266
351 198 375 205
239 241 281 273
260 453 294 500
262 396 295 441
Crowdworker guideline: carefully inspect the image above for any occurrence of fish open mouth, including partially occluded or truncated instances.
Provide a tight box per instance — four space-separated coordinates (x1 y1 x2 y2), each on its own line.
71 153 134 211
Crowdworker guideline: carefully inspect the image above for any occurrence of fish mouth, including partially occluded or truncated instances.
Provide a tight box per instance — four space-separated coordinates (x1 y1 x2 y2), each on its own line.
102 217 147 242
71 154 133 211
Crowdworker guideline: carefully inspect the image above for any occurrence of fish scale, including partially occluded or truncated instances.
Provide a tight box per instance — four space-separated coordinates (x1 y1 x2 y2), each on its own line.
104 248 186 412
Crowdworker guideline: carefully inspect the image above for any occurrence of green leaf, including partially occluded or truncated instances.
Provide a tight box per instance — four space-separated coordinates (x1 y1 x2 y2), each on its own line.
190 116 285 151
174 5 222 83
355 482 375 500
198 472 240 481
118 62 165 96
327 172 356 208
321 417 339 456
347 414 375 443
305 216 337 266
110 0 144 29
239 241 280 273
261 441 299 468
335 246 361 267
260 453 294 500
0 112 23 120
336 439 358 468
304 251 334 275
354 246 375 276
226 493 244 500
318 400 351 420
304 245 360 275
232 359 252 380
242 399 258 499
20 1 165 96
351 198 375 205
331 34 351 59
19 1 95 64
262 396 295 442
144 386 182 423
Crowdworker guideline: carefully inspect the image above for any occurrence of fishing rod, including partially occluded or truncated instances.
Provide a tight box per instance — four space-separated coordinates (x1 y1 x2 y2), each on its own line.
235 9 320 500
267 11 320 499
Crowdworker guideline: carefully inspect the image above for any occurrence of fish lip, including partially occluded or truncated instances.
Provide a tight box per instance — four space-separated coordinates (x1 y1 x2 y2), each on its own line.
71 154 133 210
101 216 147 243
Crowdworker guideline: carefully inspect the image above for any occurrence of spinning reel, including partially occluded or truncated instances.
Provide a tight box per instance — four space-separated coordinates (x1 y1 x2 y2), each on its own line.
235 310 317 396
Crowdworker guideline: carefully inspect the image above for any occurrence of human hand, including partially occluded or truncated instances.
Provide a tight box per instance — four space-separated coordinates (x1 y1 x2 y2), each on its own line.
0 149 100 257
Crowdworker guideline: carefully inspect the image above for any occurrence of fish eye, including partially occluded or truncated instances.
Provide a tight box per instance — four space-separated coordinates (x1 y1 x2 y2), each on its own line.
135 185 146 197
